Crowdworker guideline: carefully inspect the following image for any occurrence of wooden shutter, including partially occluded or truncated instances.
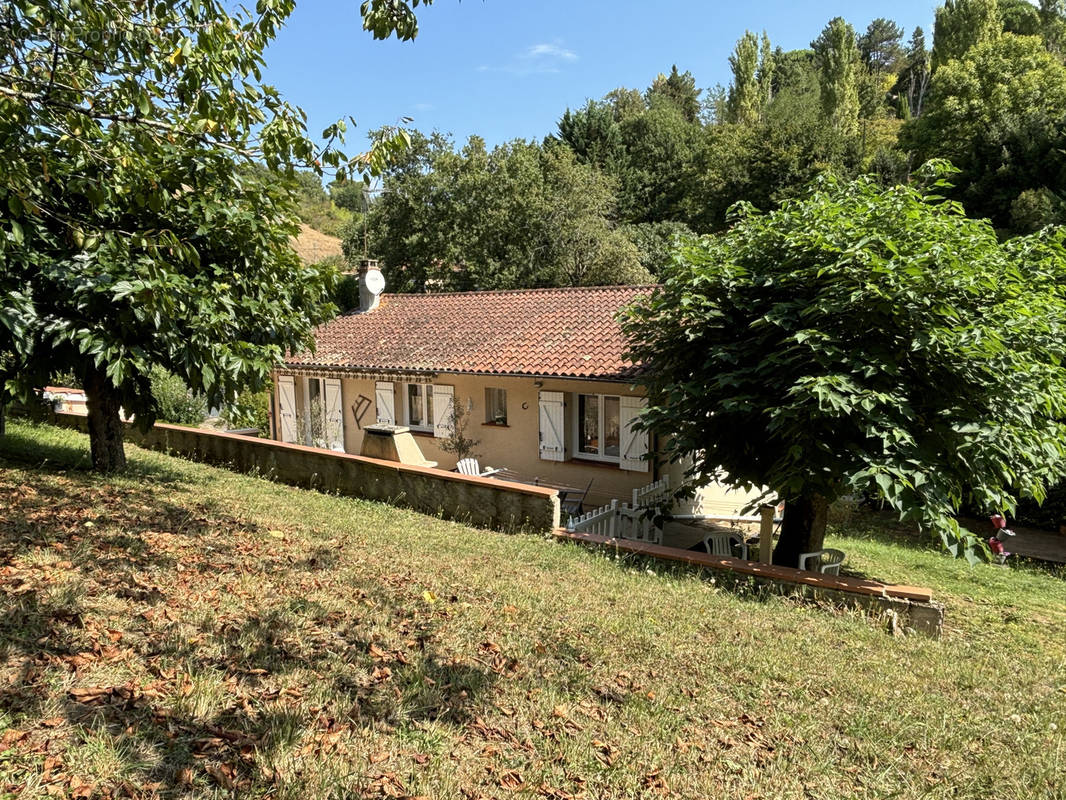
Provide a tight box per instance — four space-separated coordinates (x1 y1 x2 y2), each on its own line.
324 378 344 451
432 384 454 438
277 375 298 443
375 381 395 425
620 395 649 472
539 391 565 462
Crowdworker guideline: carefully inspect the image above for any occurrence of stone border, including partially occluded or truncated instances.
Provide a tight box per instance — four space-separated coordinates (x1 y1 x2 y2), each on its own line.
556 529 944 638
49 412 559 532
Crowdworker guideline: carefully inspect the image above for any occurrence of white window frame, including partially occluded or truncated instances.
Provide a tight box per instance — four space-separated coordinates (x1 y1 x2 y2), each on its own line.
301 376 344 451
573 393 622 464
403 383 436 432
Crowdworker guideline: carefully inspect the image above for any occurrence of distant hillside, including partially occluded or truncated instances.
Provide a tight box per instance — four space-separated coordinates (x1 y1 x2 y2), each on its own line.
291 223 343 265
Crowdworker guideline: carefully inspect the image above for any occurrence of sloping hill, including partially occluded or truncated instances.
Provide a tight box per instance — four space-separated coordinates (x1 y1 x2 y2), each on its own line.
291 223 343 264
1 421 1063 799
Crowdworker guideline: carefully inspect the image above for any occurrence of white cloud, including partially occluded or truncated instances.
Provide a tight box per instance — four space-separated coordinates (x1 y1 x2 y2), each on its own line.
480 40 579 75
525 43 578 62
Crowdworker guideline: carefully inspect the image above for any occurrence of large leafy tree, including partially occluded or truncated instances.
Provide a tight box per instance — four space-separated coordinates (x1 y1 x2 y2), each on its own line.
357 133 648 291
931 0 1002 70
623 166 1066 566
1 1 415 471
901 34 1066 232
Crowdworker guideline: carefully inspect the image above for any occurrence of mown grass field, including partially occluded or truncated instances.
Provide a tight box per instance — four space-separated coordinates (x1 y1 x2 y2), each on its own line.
1 420 1064 799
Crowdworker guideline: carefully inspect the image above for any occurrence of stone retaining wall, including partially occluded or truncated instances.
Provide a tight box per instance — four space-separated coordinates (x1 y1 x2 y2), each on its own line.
557 529 945 638
51 413 559 532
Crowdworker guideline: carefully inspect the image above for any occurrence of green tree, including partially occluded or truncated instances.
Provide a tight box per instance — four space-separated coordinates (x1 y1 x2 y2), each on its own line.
931 0 1002 70
727 32 762 125
859 18 905 72
555 100 625 171
812 18 861 136
0 1 414 471
758 33 776 107
895 27 932 119
902 34 1066 230
1000 0 1043 35
623 166 1066 566
619 104 704 225
358 133 647 291
646 66 701 123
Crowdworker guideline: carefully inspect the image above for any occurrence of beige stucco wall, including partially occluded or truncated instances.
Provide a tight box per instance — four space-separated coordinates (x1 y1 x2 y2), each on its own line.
275 371 656 509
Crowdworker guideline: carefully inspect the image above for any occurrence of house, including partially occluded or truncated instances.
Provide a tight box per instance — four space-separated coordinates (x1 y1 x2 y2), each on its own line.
269 261 760 513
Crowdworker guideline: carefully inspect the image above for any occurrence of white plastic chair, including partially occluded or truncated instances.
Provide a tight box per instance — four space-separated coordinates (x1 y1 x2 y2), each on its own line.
798 549 846 575
702 531 748 560
455 458 502 477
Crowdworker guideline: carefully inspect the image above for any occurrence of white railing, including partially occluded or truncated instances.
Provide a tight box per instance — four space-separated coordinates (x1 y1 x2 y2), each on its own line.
632 475 670 509
567 498 663 544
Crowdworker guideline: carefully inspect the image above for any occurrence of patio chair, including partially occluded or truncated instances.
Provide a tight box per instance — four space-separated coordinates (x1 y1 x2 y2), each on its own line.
702 531 748 560
798 548 846 575
455 458 503 478
560 479 594 517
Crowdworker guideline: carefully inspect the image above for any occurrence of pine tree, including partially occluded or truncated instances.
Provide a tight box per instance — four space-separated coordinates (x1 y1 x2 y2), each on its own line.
812 17 861 136
931 0 1002 70
726 32 762 125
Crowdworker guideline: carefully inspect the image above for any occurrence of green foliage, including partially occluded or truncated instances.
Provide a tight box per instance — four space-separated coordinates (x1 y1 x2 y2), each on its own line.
150 367 207 426
902 34 1066 231
727 32 762 125
555 101 625 171
1000 0 1043 36
334 272 362 313
293 171 352 237
0 0 420 470
812 18 862 135
222 387 270 434
620 221 695 277
932 0 1003 70
623 166 1066 562
646 66 702 123
359 132 647 291
859 18 905 73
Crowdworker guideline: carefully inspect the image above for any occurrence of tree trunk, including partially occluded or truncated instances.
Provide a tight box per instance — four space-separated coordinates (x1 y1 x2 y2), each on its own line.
772 492 829 568
84 367 126 473
0 402 5 437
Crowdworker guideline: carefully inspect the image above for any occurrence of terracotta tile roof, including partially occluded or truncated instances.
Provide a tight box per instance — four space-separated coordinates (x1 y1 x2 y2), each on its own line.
287 285 654 380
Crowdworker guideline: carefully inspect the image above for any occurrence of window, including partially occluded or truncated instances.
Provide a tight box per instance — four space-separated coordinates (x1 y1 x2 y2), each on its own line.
576 393 620 462
405 383 434 431
485 387 507 424
301 377 344 451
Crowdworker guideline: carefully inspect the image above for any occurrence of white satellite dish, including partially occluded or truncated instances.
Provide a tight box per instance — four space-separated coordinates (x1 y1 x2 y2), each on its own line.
364 268 385 296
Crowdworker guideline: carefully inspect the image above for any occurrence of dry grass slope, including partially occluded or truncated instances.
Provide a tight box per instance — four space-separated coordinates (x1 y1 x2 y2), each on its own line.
0 421 1064 799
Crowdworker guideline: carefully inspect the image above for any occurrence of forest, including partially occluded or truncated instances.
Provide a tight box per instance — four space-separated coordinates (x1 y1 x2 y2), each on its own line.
299 0 1066 292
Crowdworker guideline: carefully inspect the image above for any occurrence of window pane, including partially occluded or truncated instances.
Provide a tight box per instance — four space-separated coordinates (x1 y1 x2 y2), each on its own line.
426 387 433 428
579 394 599 455
486 388 507 423
407 384 423 426
603 396 620 458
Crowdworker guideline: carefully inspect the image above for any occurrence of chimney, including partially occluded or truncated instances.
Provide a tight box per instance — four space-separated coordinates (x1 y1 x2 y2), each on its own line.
358 258 385 313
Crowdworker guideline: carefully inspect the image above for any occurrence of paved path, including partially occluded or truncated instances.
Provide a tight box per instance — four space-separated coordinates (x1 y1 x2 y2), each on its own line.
961 518 1066 564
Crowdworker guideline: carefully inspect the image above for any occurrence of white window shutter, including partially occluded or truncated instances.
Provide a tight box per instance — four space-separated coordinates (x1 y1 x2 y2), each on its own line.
375 381 395 425
620 395 649 472
277 375 298 443
539 391 565 462
324 378 344 451
432 384 454 438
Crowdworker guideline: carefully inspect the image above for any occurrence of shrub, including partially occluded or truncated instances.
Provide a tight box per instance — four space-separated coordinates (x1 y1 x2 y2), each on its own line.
150 367 208 426
222 388 270 434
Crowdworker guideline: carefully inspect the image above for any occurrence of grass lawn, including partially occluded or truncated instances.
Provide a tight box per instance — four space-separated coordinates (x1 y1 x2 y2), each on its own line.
1 420 1064 799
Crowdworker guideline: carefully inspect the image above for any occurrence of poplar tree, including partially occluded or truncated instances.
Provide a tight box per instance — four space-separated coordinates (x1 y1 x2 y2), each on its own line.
812 18 861 136
726 32 762 125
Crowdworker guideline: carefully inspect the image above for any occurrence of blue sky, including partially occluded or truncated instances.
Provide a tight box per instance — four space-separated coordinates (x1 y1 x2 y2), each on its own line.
263 1 940 152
